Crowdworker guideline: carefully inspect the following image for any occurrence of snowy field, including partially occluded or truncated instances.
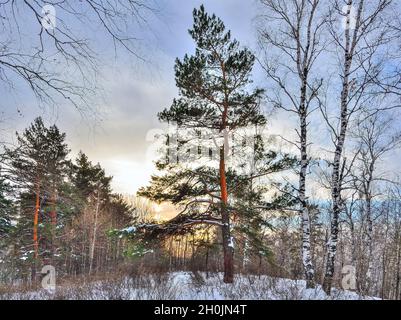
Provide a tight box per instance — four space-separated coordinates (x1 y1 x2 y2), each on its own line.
0 272 380 300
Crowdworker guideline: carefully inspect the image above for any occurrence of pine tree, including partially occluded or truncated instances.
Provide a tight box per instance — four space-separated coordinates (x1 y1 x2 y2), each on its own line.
5 117 70 268
71 151 112 200
2 120 133 279
69 151 113 274
0 175 13 241
129 6 296 283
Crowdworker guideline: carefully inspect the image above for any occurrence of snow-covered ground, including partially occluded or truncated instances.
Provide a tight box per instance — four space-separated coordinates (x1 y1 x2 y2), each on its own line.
0 272 380 300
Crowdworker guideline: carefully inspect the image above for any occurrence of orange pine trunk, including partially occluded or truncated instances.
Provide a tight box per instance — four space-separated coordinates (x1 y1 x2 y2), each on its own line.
219 155 228 204
219 65 234 283
33 178 40 259
220 145 234 283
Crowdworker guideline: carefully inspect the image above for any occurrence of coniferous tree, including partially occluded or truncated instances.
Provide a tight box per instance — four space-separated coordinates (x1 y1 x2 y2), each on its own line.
71 152 112 200
5 117 70 268
129 6 296 283
69 151 114 274
1 120 136 280
0 175 13 241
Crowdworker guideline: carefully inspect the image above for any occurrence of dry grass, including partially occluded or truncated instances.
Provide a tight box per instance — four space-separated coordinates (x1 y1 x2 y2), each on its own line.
0 270 372 300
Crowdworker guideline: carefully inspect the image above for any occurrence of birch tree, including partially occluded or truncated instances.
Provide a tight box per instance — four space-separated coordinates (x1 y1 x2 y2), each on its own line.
350 113 401 293
321 0 396 295
257 0 327 288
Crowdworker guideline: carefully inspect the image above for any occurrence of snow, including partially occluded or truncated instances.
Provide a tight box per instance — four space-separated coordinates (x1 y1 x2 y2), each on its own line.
121 226 136 233
0 272 380 300
164 273 379 300
228 237 234 249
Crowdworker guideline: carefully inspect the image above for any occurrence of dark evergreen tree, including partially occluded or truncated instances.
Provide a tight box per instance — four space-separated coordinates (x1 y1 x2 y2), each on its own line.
71 151 112 201
1 120 134 280
4 117 70 268
0 175 13 241
128 6 296 283
68 151 114 274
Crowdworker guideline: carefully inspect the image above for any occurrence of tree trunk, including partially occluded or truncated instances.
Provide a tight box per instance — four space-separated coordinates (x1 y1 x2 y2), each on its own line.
89 189 100 275
220 145 234 283
33 176 40 260
299 90 315 288
219 58 234 284
395 223 401 300
323 0 359 295
205 232 210 278
50 182 57 261
363 192 374 293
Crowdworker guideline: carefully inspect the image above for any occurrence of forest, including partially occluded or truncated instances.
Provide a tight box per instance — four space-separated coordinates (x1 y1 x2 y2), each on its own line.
1 0 401 301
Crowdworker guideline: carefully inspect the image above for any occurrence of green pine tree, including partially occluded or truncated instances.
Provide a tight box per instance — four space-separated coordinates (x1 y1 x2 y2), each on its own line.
71 151 112 201
5 117 70 267
0 175 13 241
128 6 296 283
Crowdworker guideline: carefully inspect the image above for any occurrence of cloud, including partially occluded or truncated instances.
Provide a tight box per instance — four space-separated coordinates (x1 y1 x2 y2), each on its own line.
61 59 177 194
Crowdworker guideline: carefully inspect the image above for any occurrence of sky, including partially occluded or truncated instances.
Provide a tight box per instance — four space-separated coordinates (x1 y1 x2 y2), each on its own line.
1 0 400 197
0 0 269 195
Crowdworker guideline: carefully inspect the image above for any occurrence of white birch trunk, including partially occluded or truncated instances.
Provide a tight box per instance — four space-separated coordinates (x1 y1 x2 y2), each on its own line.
323 0 365 295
